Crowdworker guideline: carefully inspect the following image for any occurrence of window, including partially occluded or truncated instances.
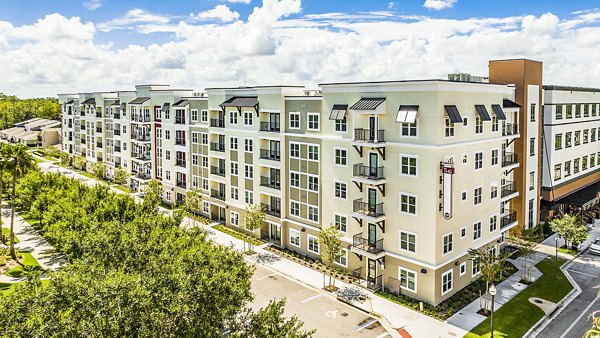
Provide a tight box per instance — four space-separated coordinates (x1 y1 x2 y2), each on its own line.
307 113 319 130
584 129 589 144
244 165 253 179
289 229 300 247
308 176 319 192
230 187 238 200
491 149 498 166
191 109 198 122
245 191 254 204
335 148 347 166
490 183 498 199
192 154 199 166
462 153 468 165
566 104 573 118
441 270 453 295
335 117 347 132
574 158 580 173
191 132 199 144
230 211 239 226
201 156 208 168
334 214 347 232
308 235 319 253
244 111 253 126
575 104 582 118
529 138 535 156
201 133 208 145
400 155 417 176
229 110 238 125
290 143 300 158
459 262 467 276
290 172 300 187
472 259 481 276
155 108 161 120
401 120 417 137
592 128 596 142
555 105 563 119
231 162 238 176
289 112 300 129
399 268 417 292
564 161 571 177
473 221 482 240
475 117 483 134
530 103 536 122
443 233 453 254
492 116 498 132
244 138 253 152
334 181 347 200
591 153 596 167
202 179 208 191
489 215 497 232
192 176 198 188
461 191 467 202
165 151 171 161
528 199 534 228
473 187 482 205
574 130 581 146
308 145 319 161
584 104 590 117
555 134 562 150
529 172 535 190
400 193 417 215
460 226 467 238
203 201 209 213
166 191 171 201
583 155 588 171
290 201 300 216
475 152 483 170
565 132 572 148
201 110 208 123
593 104 598 117
334 249 348 267
445 118 455 137
230 137 238 150
165 170 171 180
554 164 561 181
400 231 416 253
463 117 468 126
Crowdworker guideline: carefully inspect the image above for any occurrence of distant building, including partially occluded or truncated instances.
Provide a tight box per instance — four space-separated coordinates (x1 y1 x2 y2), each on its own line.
0 118 61 146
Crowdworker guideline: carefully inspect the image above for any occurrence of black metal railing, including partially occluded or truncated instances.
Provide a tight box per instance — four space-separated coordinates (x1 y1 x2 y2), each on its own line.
113 129 121 136
210 142 225 152
502 123 518 136
352 267 382 291
96 142 103 148
501 182 517 197
175 139 186 146
114 146 121 152
260 176 280 189
135 172 151 180
260 149 280 161
261 203 281 217
210 119 225 128
96 127 102 133
210 166 225 177
131 152 151 161
113 113 120 119
353 199 384 217
131 114 151 123
96 112 102 118
502 152 518 167
176 180 186 188
260 122 280 132
175 117 185 124
132 133 150 142
80 125 86 131
354 128 385 143
501 211 517 229
175 159 186 167
352 233 384 254
211 189 225 201
81 139 86 144
353 164 384 180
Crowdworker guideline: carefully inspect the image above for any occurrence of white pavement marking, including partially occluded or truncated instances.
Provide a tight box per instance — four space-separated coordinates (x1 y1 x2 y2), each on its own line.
355 318 378 332
568 269 598 278
256 273 276 281
375 333 390 338
325 310 339 318
559 296 599 338
300 294 323 304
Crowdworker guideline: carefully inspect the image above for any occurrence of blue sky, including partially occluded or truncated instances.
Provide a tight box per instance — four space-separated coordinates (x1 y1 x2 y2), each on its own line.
0 0 599 96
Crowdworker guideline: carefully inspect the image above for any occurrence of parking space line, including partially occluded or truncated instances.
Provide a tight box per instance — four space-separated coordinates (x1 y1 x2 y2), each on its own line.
568 269 598 278
301 294 323 304
355 318 377 331
256 273 276 281
560 296 599 338
375 333 390 338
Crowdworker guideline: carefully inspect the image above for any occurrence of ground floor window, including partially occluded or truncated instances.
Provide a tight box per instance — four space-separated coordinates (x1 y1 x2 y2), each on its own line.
307 235 319 254
289 229 300 247
442 269 453 295
334 248 348 267
399 268 417 292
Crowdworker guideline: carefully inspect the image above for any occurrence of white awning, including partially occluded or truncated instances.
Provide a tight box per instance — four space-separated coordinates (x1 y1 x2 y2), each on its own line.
396 105 419 123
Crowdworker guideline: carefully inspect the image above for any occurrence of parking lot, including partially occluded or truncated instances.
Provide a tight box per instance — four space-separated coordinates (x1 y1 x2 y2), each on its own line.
250 264 389 338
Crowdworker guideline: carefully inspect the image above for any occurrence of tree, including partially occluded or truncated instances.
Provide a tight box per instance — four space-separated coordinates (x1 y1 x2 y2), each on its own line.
318 225 344 290
58 151 70 167
8 144 36 259
142 179 163 212
230 299 315 337
91 161 106 180
72 155 86 171
509 229 541 282
242 204 266 252
113 166 128 185
468 247 510 315
183 189 203 229
551 214 589 249
584 289 600 338
0 143 11 239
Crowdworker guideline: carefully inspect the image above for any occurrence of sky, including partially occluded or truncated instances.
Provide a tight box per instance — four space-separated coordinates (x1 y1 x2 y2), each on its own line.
1 0 599 97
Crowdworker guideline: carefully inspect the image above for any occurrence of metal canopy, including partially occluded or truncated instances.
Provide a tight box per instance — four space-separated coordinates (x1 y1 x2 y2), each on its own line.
475 105 492 121
350 98 386 110
503 99 521 108
444 105 463 123
110 100 121 107
173 99 189 107
81 98 96 105
491 104 507 120
220 96 259 116
129 97 150 105
396 105 419 123
329 104 348 120
161 103 170 113
65 100 74 105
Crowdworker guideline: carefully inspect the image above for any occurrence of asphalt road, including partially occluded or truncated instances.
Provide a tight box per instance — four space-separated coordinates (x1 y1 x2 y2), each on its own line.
537 249 600 338
250 264 389 338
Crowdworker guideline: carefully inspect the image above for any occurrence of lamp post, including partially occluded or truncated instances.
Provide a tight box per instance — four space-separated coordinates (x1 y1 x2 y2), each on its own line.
555 237 559 260
489 284 497 338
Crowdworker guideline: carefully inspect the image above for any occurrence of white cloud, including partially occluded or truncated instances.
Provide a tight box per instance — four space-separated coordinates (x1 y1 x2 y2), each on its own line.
388 2 395 9
97 9 171 32
423 0 457 10
223 0 252 3
192 5 240 22
83 0 102 11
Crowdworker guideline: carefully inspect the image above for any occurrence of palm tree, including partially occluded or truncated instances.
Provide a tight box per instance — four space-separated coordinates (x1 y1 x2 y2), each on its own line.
0 143 11 242
8 144 36 259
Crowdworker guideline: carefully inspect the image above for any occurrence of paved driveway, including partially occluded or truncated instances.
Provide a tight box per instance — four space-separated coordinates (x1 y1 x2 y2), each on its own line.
251 264 389 338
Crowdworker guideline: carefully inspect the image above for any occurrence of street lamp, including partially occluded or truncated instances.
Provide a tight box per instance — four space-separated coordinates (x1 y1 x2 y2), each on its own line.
555 237 559 260
489 284 497 338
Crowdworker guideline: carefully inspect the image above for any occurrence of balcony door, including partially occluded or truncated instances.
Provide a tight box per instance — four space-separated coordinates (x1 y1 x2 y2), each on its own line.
270 113 280 130
367 258 377 279
369 153 378 177
368 188 377 214
270 223 281 242
369 116 376 141
270 140 280 157
368 223 377 244
270 168 280 186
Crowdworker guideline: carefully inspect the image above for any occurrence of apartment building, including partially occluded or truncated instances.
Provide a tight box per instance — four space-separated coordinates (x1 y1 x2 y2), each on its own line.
541 85 600 217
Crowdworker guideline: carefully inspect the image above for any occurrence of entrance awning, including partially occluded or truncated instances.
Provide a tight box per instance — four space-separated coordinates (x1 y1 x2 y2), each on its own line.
395 105 419 124
503 99 521 108
556 180 600 209
329 104 348 120
475 105 491 121
491 104 507 120
444 105 463 123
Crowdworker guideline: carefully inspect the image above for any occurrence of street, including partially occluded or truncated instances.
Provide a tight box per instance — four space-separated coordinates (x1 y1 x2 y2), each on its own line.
537 249 600 338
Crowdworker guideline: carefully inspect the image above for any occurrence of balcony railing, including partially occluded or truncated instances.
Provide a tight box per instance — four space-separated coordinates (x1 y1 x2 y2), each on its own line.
260 176 280 189
502 152 518 167
175 139 186 146
135 172 151 180
176 180 186 188
210 166 225 177
68 137 73 141
96 112 102 118
80 111 85 116
81 139 86 144
175 117 186 124
131 152 151 161
353 199 384 217
210 119 225 128
96 142 103 148
131 114 151 123
501 181 517 197
175 159 186 167
260 149 280 161
502 123 518 136
113 113 120 119
352 267 382 291
259 122 280 132
261 203 281 217
211 189 225 201
354 129 385 143
352 233 384 254
114 146 121 153
210 142 225 152
501 211 517 229
68 124 73 128
353 164 384 180
96 127 102 133
80 125 86 131
113 129 121 136
132 134 151 142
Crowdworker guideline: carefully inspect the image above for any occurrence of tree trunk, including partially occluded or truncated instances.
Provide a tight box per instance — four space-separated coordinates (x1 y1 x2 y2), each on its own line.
9 173 17 260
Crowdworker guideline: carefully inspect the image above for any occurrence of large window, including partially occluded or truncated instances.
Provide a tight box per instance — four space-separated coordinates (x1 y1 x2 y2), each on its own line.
290 201 300 216
308 206 319 222
583 129 589 144
401 120 417 137
530 103 536 122
335 117 347 132
290 172 300 187
473 187 482 205
334 214 347 233
554 164 561 181
564 161 571 177
334 249 348 267
565 132 572 148
307 235 319 253
400 231 416 253
289 112 300 129
335 148 347 166
308 175 319 192
308 145 319 161
555 105 563 120
475 117 483 134
399 268 417 292
443 233 453 254
530 138 535 156
230 211 239 226
307 113 319 131
441 270 453 295
400 193 417 215
290 143 300 158
555 134 562 150
491 149 498 166
574 158 580 174
489 215 497 232
566 105 573 118
472 259 481 276
400 155 417 176
575 131 581 146
334 181 347 200
290 229 300 247
473 221 482 240
445 118 455 137
475 152 483 170
529 172 535 190
229 110 238 125
228 160 237 175
244 111 253 126
492 116 498 132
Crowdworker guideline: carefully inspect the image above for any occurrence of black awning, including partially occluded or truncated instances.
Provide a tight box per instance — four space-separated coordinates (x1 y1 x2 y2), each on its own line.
475 105 492 121
110 100 121 107
491 104 507 120
81 98 96 105
220 96 258 108
396 105 419 123
503 99 521 108
556 180 600 208
173 99 189 107
65 100 74 105
444 105 463 123
350 98 386 110
129 97 150 105
161 103 170 112
329 104 348 120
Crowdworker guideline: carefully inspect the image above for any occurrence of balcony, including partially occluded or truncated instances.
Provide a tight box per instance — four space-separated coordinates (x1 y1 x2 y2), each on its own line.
114 146 121 153
96 127 102 133
352 164 384 182
210 119 225 128
211 189 225 201
113 113 120 119
80 111 85 117
68 123 73 128
96 112 102 118
351 233 384 259
502 123 519 136
132 152 151 161
210 166 225 177
175 117 186 124
260 149 280 161
113 129 121 136
176 180 186 188
501 211 517 229
260 176 280 190
81 139 86 145
132 133 151 142
261 203 281 217
352 198 385 222
501 181 517 198
175 139 186 146
354 129 385 143
68 137 73 141
352 267 382 291
96 142 103 148
131 114 151 123
175 159 186 167
135 172 151 180
260 122 280 132
502 152 518 167
210 142 225 152
80 125 86 131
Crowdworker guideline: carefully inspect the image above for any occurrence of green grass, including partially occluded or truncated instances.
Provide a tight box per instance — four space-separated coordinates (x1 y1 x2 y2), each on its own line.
558 246 578 256
466 257 573 338
213 224 264 246
4 252 43 278
1 228 19 243
33 157 44 163
77 171 95 179
112 185 130 193
1 280 49 296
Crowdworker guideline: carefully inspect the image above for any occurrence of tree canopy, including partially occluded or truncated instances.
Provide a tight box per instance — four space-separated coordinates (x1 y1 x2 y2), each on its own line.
0 93 60 128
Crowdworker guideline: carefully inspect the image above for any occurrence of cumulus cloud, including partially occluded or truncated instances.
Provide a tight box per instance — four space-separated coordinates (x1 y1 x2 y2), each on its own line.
423 0 457 10
83 0 102 11
191 5 240 22
0 1 600 97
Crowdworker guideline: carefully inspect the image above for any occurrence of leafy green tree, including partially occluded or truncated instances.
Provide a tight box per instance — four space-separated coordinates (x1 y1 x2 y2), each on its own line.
8 144 36 259
551 214 589 249
72 155 86 171
0 143 11 236
113 166 128 185
230 299 315 337
243 204 266 252
0 94 60 128
58 151 70 167
91 161 106 180
183 189 204 228
468 247 510 314
142 179 163 212
318 224 344 289
584 289 600 338
509 228 541 282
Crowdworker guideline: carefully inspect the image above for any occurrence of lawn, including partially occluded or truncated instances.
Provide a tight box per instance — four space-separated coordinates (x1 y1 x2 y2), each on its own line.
2 227 19 243
4 252 43 278
466 257 572 338
1 279 49 296
33 157 44 163
558 246 578 256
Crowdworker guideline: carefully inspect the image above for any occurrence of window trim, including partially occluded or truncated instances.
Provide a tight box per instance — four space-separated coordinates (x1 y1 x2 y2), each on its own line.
289 111 301 130
459 262 467 276
334 248 348 267
307 112 320 131
442 231 454 256
334 147 348 167
399 153 418 178
441 269 453 295
334 180 348 201
399 230 417 254
399 267 418 293
289 228 301 248
307 234 320 254
399 191 418 216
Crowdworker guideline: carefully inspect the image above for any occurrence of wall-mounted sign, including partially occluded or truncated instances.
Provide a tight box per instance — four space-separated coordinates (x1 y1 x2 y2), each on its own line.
441 160 455 220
